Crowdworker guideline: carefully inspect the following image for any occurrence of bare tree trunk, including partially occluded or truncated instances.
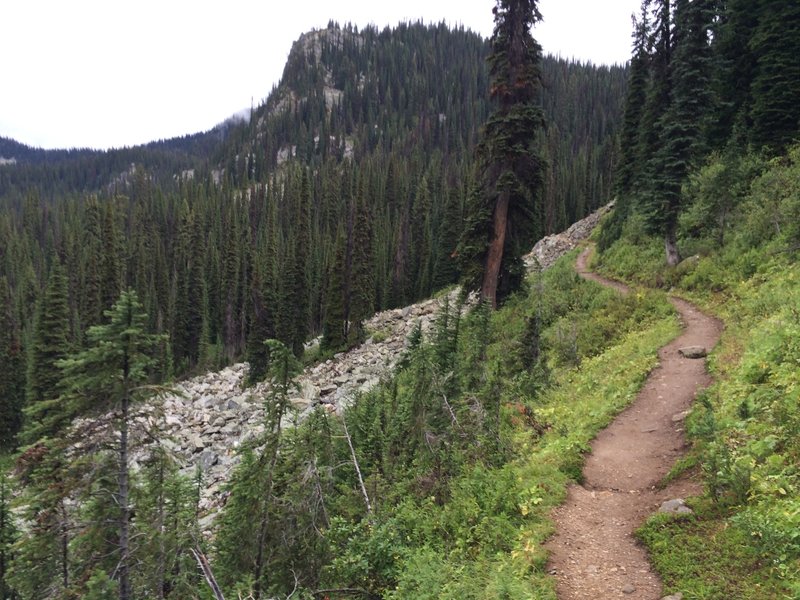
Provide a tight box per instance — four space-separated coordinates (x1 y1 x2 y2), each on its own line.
60 499 69 591
481 192 510 309
664 223 681 267
342 414 372 515
156 456 166 600
191 548 225 600
118 390 131 600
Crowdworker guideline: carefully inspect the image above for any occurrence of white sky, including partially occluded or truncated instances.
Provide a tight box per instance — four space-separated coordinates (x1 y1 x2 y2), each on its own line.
0 0 639 150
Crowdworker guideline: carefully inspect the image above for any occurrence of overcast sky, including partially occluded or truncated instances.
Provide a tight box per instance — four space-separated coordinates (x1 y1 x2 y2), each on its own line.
1 0 639 151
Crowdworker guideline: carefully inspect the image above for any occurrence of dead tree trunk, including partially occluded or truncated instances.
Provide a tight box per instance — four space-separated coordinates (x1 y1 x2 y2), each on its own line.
481 191 510 309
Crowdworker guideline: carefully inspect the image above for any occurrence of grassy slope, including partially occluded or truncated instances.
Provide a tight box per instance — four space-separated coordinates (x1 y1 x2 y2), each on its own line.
385 251 679 598
592 149 800 598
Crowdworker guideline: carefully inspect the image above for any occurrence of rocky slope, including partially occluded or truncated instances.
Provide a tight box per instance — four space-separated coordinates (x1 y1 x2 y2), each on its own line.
132 203 612 526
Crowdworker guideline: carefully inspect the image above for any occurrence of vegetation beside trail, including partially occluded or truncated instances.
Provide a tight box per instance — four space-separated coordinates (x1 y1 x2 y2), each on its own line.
595 146 800 598
210 250 678 598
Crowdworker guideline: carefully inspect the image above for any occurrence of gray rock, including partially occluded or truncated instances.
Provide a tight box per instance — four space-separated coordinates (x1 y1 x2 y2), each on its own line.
165 414 183 428
622 583 636 594
659 498 693 515
187 435 206 453
661 594 683 600
221 422 240 435
671 410 690 422
678 346 707 359
199 450 219 471
319 384 338 396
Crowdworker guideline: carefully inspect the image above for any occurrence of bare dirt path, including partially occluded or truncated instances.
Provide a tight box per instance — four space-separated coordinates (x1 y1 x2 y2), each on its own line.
545 246 723 600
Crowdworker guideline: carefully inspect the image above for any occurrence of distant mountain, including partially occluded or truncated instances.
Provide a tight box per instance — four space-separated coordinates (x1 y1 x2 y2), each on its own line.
0 21 627 376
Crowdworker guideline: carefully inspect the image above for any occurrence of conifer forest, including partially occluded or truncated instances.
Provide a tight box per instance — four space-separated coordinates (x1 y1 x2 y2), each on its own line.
1 0 799 598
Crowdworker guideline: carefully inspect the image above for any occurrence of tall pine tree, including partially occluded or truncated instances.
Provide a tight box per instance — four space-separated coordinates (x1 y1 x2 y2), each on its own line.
458 0 545 308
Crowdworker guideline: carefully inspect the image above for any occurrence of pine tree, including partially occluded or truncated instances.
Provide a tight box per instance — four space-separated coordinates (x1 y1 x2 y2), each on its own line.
57 289 164 600
457 0 546 308
23 259 72 445
0 277 24 449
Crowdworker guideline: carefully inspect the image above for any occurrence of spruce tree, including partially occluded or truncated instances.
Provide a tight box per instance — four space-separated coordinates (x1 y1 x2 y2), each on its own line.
0 277 24 449
322 228 348 352
600 3 651 250
0 475 17 599
57 289 164 600
457 0 545 308
650 0 714 265
349 180 375 343
748 0 800 153
23 259 72 445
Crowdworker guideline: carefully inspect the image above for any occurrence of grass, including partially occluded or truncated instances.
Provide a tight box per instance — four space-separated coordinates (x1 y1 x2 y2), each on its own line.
637 501 794 599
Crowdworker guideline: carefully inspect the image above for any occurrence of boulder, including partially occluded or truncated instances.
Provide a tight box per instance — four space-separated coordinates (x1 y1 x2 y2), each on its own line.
678 346 707 359
199 450 219 471
659 498 693 515
319 384 338 396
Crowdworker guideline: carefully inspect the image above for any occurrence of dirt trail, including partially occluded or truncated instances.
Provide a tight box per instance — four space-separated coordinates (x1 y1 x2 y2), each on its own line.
545 246 722 600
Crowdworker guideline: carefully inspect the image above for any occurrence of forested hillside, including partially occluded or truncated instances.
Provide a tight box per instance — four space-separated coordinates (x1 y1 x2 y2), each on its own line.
0 16 632 599
0 22 626 384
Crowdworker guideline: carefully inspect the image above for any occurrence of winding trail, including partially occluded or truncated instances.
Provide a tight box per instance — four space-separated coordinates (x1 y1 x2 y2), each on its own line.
545 246 723 600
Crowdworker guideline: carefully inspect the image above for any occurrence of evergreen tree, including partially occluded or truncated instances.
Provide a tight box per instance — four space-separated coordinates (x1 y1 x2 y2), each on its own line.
322 228 348 352
600 3 651 250
748 0 800 153
246 231 277 383
289 168 312 357
0 475 17 600
57 289 164 600
348 180 375 342
707 0 758 149
431 183 462 290
9 437 74 599
131 448 202 598
80 198 104 332
458 0 546 308
0 277 24 449
650 0 714 265
23 260 71 445
216 339 302 599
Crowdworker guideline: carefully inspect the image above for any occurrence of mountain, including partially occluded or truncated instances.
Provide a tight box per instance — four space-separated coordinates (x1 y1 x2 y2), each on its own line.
0 21 627 377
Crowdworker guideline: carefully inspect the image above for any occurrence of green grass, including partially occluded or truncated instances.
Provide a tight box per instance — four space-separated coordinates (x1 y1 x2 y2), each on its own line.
638 502 793 599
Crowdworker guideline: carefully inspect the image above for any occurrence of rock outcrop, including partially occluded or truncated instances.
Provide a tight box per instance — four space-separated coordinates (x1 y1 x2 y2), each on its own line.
523 202 613 271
